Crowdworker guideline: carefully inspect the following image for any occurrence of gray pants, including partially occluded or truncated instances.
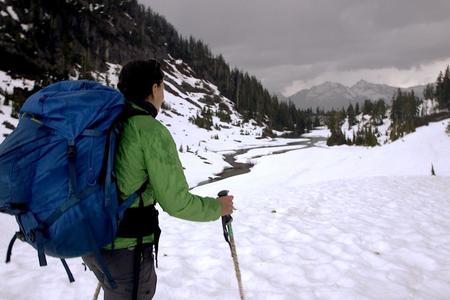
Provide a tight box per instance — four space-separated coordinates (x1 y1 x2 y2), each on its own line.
83 245 157 300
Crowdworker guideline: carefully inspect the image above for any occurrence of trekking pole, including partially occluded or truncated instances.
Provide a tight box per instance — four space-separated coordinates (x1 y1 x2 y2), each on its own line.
218 190 245 300
93 282 101 300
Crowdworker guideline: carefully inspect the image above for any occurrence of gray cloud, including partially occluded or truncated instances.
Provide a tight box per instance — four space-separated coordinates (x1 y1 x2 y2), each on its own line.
141 0 450 95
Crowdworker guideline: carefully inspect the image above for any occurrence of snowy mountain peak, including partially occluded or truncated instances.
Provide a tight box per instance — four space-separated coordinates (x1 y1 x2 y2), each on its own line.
289 80 427 110
307 82 349 94
322 81 341 87
352 79 371 88
320 81 347 89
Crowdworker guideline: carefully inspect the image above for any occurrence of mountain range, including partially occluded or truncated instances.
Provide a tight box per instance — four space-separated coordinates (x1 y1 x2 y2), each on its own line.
288 80 427 110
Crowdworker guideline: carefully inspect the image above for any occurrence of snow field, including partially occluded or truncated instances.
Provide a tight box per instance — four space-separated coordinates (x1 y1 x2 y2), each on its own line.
165 175 450 300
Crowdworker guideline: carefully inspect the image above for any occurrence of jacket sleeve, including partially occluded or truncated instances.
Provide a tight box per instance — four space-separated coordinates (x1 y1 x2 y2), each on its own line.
140 123 222 222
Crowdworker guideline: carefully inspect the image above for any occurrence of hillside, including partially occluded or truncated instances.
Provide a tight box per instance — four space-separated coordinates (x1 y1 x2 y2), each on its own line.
0 57 303 187
0 0 304 131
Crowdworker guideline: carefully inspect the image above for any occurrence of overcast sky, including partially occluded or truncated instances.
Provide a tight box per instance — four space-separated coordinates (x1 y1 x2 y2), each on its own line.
141 0 450 96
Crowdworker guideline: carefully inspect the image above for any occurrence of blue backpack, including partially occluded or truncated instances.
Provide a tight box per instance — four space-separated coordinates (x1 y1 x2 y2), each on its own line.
0 80 139 287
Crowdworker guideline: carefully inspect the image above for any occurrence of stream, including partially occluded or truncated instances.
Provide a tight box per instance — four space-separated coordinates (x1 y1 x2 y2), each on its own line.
196 136 327 187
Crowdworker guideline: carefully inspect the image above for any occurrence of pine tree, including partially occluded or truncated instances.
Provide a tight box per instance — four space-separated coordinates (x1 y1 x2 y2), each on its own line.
326 111 346 146
390 89 419 140
423 83 434 100
372 99 386 125
435 71 444 108
347 103 355 129
313 115 321 127
362 99 374 116
443 66 450 109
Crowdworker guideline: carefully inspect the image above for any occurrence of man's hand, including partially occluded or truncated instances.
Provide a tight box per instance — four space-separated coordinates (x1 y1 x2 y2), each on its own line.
218 195 234 216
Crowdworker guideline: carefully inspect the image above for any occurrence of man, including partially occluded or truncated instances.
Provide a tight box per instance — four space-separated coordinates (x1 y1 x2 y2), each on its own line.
83 59 234 299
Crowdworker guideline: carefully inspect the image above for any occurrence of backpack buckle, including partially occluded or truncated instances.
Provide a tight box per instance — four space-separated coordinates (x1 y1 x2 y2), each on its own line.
67 145 77 159
27 230 36 242
16 231 25 242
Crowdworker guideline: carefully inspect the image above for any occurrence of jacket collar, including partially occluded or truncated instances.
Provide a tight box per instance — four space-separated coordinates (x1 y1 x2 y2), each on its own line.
129 100 158 118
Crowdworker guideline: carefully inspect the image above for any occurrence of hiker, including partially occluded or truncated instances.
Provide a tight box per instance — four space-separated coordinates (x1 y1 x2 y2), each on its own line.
82 59 235 299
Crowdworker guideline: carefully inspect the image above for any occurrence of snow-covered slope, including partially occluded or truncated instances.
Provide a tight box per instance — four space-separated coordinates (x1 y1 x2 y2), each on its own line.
0 70 28 139
335 98 441 146
340 113 392 145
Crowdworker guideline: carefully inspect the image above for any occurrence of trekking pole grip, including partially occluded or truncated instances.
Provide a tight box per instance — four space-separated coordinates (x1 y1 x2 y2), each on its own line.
218 190 232 221
217 190 229 197
218 190 233 243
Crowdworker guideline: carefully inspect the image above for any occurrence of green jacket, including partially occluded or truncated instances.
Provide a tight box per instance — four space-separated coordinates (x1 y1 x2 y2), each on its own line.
111 102 221 249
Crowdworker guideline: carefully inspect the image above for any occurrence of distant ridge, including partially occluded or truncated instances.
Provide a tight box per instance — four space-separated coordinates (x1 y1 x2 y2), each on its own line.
288 80 426 110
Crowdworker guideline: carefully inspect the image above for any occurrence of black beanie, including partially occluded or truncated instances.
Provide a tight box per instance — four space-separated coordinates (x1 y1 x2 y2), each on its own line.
117 59 164 102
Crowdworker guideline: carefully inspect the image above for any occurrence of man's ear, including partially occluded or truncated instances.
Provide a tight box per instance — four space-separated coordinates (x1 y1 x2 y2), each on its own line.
152 83 158 95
